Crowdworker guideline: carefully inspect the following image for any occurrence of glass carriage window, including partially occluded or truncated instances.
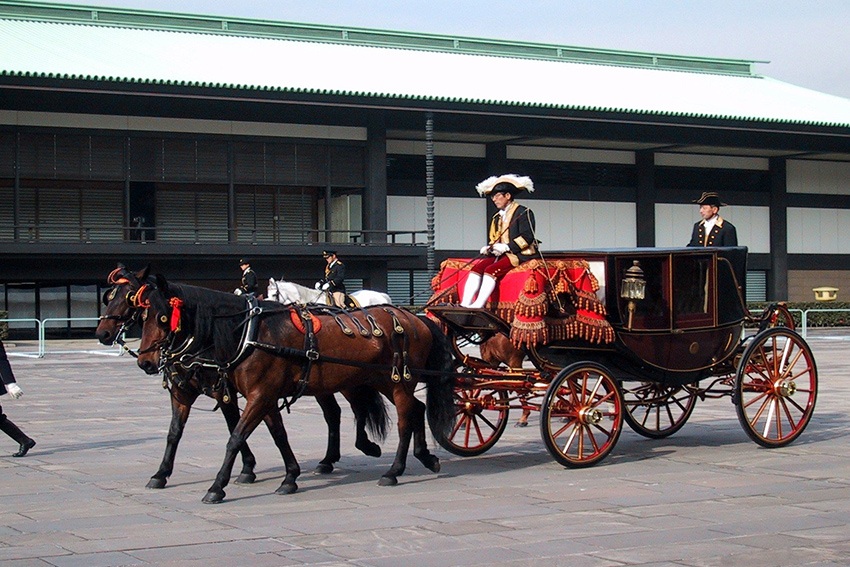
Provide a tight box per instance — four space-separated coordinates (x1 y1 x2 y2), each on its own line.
672 255 715 328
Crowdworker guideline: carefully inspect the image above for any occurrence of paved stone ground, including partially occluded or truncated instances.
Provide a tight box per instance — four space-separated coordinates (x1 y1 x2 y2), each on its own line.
1 332 849 566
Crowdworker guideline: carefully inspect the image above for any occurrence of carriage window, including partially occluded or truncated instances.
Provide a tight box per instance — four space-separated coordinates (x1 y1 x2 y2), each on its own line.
672 255 715 328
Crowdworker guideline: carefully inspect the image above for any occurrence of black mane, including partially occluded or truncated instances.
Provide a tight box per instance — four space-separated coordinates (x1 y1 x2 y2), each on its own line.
149 281 250 362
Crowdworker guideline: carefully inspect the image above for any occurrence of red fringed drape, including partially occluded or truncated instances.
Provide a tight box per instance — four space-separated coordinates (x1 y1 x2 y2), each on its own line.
428 258 615 349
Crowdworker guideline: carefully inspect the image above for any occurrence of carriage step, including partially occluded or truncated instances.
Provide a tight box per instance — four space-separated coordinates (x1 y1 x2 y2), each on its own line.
426 306 512 336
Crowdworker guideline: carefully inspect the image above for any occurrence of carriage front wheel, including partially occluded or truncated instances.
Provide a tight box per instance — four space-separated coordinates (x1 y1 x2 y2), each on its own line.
735 327 817 448
541 362 623 468
433 385 509 457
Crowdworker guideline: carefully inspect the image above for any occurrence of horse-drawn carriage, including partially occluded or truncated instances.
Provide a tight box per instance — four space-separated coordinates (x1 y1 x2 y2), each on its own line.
426 246 816 467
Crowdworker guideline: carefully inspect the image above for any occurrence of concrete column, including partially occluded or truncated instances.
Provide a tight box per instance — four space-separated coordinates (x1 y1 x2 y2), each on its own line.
768 157 789 300
635 150 656 247
365 116 388 244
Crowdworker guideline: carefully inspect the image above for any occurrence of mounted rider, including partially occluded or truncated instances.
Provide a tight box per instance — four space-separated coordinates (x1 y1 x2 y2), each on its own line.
315 250 346 308
238 258 258 297
461 174 540 308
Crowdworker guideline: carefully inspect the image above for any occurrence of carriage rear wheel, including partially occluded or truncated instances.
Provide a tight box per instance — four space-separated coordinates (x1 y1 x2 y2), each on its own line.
735 327 817 448
540 362 623 468
433 385 509 456
622 382 697 439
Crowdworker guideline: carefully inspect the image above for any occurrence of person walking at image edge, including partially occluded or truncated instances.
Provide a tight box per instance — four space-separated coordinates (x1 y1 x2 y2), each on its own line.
316 250 346 308
461 174 539 308
687 192 738 247
0 340 36 457
238 258 258 296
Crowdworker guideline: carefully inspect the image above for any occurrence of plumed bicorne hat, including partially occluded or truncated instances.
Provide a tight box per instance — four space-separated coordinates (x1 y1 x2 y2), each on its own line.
475 174 535 197
693 192 727 207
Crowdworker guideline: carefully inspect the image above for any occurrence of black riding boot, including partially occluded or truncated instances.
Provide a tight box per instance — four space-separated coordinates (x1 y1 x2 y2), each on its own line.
0 413 35 457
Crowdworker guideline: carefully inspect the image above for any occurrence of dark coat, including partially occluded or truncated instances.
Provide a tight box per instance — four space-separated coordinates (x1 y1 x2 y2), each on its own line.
240 267 258 295
320 260 346 293
488 202 539 266
688 216 738 247
0 340 18 396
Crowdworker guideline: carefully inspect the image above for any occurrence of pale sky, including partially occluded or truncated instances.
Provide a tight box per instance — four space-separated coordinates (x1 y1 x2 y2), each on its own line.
37 0 850 100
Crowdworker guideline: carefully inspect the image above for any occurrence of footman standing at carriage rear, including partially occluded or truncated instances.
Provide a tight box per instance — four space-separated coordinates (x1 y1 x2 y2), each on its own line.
238 258 258 297
461 174 539 308
687 192 738 247
316 250 346 308
0 339 36 457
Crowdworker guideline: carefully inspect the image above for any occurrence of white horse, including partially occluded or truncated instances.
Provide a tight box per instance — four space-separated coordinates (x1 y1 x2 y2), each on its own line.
267 278 392 307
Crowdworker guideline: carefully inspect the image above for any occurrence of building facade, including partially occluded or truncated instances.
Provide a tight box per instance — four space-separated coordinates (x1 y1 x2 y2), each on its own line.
2 1 850 338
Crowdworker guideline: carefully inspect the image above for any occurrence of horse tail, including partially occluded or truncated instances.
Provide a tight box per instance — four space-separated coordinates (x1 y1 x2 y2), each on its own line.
352 387 390 442
420 315 456 440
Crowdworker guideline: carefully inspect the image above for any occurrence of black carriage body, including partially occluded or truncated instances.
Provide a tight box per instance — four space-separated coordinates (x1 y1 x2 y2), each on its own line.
428 246 817 465
530 247 748 386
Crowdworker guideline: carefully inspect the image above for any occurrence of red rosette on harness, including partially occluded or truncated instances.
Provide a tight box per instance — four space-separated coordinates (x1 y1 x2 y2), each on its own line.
168 297 184 332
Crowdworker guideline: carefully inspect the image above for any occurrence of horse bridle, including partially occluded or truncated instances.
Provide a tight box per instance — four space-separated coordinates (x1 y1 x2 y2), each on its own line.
99 268 154 357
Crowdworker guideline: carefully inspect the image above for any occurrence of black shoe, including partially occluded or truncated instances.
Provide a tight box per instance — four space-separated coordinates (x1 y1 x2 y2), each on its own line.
12 439 35 457
514 421 528 428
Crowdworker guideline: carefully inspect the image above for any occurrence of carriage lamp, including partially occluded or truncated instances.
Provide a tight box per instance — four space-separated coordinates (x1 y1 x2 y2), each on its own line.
620 260 646 331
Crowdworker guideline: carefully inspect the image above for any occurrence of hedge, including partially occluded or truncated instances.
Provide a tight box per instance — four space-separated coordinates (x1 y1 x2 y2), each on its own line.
747 302 850 328
0 311 7 341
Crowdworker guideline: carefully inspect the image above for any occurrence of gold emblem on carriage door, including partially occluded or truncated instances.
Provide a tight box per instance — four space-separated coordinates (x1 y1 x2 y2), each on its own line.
689 342 699 354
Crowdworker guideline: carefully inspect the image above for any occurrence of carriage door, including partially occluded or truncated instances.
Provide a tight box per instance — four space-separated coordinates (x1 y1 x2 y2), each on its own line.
672 254 715 329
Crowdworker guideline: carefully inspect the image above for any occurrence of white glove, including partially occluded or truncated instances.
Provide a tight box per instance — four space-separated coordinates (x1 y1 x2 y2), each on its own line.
492 243 510 256
479 245 491 255
233 288 243 296
6 383 23 399
321 282 330 291
314 282 321 290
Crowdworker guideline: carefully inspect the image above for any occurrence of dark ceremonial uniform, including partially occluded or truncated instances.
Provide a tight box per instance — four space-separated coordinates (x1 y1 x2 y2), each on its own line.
488 201 538 266
0 340 35 457
319 259 346 294
688 216 738 247
240 267 258 295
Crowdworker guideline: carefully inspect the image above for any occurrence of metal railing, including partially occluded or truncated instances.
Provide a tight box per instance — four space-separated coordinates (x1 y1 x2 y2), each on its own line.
800 308 850 339
2 317 123 358
5 224 429 246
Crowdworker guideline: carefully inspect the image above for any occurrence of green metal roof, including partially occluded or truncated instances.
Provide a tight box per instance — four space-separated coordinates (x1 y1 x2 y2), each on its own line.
2 0 850 128
0 0 759 75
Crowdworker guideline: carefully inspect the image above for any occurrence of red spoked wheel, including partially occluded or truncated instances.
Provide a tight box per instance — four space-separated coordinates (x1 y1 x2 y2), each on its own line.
540 362 623 468
432 385 509 456
735 327 817 448
757 303 797 332
622 382 697 439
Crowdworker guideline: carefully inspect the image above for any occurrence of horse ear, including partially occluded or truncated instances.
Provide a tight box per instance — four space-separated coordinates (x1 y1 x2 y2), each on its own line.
155 274 169 295
139 264 151 282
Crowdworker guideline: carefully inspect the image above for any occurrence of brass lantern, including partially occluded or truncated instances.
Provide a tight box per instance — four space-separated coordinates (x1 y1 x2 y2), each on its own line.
620 260 646 330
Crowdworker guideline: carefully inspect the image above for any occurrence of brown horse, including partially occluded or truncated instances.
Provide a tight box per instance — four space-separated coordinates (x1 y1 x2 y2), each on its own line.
480 334 532 426
95 265 387 489
133 273 455 503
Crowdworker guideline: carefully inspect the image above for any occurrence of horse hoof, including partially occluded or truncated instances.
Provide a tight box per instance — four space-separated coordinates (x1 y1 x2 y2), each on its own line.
378 476 398 487
427 459 441 474
275 482 298 495
357 442 382 458
146 477 167 489
314 463 334 475
235 472 256 484
202 490 225 504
